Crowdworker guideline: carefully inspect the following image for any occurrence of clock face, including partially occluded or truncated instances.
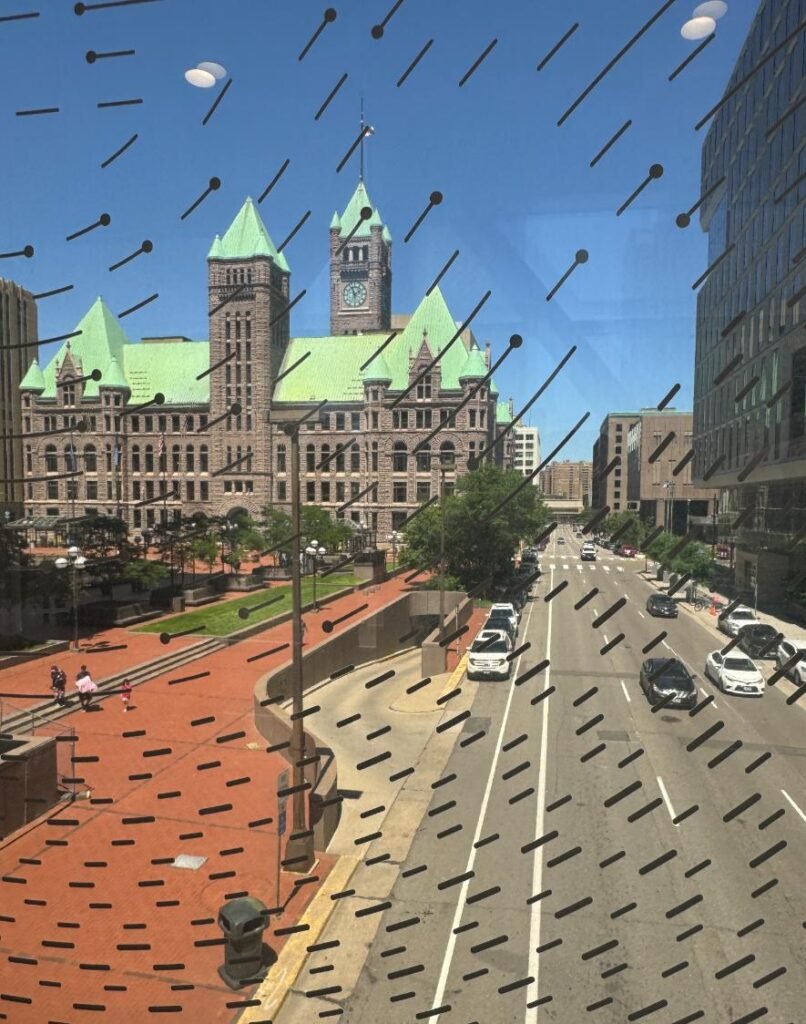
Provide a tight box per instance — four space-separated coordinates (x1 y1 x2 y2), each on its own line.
343 281 367 307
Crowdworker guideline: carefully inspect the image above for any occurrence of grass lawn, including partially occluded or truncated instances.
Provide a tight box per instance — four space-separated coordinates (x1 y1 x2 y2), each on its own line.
135 573 361 637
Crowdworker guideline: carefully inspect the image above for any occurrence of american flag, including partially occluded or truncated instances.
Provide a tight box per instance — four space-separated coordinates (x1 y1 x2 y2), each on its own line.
158 433 166 458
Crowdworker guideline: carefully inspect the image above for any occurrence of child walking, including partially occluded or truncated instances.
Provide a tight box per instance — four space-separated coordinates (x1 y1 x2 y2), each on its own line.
50 665 67 705
121 679 132 712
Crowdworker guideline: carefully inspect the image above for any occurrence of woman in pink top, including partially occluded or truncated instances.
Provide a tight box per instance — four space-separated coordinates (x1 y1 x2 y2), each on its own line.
76 667 98 711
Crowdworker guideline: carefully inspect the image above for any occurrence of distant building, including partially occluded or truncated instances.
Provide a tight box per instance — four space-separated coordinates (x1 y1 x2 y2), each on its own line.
0 278 37 518
512 426 540 480
539 460 592 505
626 409 717 534
18 183 513 540
591 412 640 514
692 0 806 601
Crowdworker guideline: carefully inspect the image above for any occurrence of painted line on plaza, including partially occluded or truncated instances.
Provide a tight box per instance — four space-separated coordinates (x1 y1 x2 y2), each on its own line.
620 679 631 703
429 591 538 1013
526 564 555 1021
657 775 679 826
781 789 806 824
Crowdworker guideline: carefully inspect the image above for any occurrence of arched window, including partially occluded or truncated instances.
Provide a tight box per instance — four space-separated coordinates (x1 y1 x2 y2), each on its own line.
440 441 456 468
392 442 408 473
45 444 58 473
247 269 253 284
226 269 231 285
321 443 331 470
343 249 349 263
362 246 369 261
185 445 195 472
64 443 77 473
235 314 241 340
277 444 286 473
306 444 316 472
416 446 431 473
84 444 97 473
26 444 32 473
246 446 253 473
245 313 251 340
350 444 360 471
225 315 231 340
200 445 209 473
335 445 345 472
172 445 180 473
145 445 154 473
131 444 140 473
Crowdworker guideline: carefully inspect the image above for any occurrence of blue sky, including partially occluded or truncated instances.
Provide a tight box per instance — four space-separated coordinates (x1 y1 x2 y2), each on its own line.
1 0 757 459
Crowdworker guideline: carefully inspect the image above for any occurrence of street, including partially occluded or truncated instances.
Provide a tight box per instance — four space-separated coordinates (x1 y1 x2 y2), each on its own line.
277 524 805 1022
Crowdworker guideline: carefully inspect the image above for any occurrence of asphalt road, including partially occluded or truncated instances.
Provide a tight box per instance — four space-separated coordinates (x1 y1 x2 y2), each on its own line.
277 524 805 1023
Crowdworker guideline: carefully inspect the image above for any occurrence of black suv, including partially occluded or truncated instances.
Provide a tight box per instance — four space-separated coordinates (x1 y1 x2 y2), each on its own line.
485 615 517 644
737 623 782 658
639 658 696 709
646 593 678 618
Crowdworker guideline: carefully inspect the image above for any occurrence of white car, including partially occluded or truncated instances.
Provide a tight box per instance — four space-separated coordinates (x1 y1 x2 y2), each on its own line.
719 607 762 637
705 651 765 696
490 602 520 628
775 637 806 683
467 630 513 681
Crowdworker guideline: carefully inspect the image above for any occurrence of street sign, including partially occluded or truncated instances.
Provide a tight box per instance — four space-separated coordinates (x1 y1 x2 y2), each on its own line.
278 805 287 836
277 770 289 837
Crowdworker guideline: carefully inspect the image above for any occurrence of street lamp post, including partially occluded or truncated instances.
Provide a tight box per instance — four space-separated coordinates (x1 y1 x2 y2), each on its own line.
281 421 315 874
304 540 326 611
387 530 401 569
662 480 675 535
438 451 454 642
55 545 87 651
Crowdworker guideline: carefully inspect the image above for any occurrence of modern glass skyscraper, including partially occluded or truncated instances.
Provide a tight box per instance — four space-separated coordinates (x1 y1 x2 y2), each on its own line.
692 0 805 603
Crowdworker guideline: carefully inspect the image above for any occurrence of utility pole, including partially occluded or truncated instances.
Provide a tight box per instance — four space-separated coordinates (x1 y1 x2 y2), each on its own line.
282 421 315 873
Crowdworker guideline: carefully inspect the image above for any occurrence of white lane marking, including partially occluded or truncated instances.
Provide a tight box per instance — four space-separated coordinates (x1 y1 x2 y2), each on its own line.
637 611 645 619
592 609 599 618
781 789 806 824
525 565 555 1021
602 634 609 645
603 566 611 573
617 566 624 573
657 776 679 826
562 564 569 570
429 592 537 1012
700 685 718 709
620 679 631 703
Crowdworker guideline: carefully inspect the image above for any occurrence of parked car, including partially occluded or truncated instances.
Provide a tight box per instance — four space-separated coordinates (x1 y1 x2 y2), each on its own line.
617 544 638 557
646 593 678 618
639 658 697 709
737 623 782 659
484 614 517 644
775 637 806 683
557 537 565 545
490 603 519 629
521 549 538 566
719 606 762 637
704 650 765 696
467 630 513 681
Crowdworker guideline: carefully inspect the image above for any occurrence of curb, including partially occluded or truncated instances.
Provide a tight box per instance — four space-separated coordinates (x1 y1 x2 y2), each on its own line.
237 855 361 1023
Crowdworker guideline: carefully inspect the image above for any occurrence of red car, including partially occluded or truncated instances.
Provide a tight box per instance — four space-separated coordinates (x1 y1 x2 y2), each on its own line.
617 544 638 557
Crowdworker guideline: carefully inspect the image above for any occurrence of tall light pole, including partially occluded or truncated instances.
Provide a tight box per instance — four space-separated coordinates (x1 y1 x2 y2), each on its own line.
438 451 454 642
304 539 326 611
55 545 87 651
662 480 675 534
282 421 315 874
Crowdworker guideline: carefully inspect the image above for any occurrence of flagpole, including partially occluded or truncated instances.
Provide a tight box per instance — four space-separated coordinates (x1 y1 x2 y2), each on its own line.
360 96 364 182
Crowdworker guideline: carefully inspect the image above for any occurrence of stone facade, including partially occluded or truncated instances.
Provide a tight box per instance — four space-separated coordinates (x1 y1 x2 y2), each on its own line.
20 183 512 539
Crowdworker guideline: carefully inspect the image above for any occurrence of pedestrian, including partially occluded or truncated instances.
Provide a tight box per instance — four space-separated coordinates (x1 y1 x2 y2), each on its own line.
75 666 98 711
50 665 67 705
121 678 132 712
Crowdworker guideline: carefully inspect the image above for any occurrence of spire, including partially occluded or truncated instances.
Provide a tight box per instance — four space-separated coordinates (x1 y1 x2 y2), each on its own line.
360 95 365 182
19 357 45 393
210 198 290 272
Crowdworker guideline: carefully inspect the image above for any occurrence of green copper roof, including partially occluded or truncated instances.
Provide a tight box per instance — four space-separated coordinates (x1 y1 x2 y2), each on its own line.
209 197 290 273
329 211 341 230
338 181 387 239
19 358 45 392
496 401 513 425
382 225 392 243
458 344 487 381
123 342 209 405
99 355 129 391
362 348 393 383
273 287 477 403
37 297 129 399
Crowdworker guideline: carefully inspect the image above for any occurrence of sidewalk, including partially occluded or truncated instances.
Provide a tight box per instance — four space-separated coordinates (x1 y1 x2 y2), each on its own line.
0 573 415 1023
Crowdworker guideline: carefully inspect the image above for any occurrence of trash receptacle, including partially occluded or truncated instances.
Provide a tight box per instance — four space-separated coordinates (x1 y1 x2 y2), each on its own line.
218 896 270 989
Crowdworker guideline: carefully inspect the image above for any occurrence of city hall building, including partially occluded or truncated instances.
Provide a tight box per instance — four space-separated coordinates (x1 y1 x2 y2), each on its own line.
18 182 514 539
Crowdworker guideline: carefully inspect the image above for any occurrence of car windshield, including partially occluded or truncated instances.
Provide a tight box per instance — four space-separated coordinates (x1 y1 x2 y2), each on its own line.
732 610 756 619
486 618 511 630
471 639 508 654
653 664 692 688
723 657 756 672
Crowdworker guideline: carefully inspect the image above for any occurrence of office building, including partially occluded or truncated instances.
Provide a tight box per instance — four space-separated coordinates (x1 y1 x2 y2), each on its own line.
1 278 38 518
692 0 805 601
539 460 592 504
591 412 640 513
626 409 717 533
512 426 540 480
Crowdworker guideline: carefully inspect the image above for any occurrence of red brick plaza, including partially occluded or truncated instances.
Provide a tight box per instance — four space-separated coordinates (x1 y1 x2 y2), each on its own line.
0 575 414 1022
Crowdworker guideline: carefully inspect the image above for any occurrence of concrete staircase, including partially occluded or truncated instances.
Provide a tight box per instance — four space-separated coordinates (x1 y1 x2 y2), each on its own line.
0 636 226 736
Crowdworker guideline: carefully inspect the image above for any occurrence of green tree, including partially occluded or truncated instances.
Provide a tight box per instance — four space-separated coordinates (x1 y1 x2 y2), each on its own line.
189 534 218 575
301 505 352 551
403 466 549 596
260 507 293 563
122 558 169 590
603 510 645 546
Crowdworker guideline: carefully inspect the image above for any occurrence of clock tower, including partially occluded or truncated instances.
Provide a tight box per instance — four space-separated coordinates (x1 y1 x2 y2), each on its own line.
329 180 392 335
